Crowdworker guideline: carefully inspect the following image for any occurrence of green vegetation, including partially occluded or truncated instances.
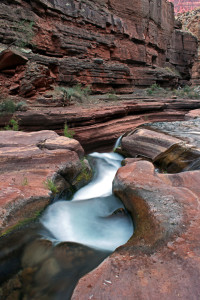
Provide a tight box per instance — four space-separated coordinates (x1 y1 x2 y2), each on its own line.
145 83 200 99
165 67 181 77
107 92 119 101
66 84 91 102
45 179 58 195
146 83 163 96
173 85 200 99
0 209 43 237
22 177 28 186
64 123 75 138
15 101 27 111
75 159 92 184
53 84 91 106
14 19 35 48
0 99 16 114
4 119 19 131
0 99 27 115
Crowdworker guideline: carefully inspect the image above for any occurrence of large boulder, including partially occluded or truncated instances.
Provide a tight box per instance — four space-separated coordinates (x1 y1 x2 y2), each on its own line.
72 118 200 300
0 130 92 236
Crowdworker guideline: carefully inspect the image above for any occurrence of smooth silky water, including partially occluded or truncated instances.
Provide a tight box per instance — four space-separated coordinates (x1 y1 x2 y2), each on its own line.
41 152 133 251
0 146 133 300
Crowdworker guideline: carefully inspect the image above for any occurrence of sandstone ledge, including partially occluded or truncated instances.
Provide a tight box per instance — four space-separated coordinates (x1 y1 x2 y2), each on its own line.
0 97 198 153
0 130 92 236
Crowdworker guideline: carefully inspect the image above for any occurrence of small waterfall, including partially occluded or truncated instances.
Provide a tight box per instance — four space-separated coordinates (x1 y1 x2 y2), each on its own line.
41 150 133 251
113 135 122 150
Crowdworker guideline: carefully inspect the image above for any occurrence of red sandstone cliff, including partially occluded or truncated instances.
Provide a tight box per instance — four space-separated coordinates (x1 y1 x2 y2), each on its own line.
0 0 198 96
169 0 200 13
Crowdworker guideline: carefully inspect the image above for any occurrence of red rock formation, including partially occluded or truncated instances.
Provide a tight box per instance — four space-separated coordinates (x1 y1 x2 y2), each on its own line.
0 0 198 96
72 119 200 300
169 0 200 13
2 97 198 152
0 130 93 235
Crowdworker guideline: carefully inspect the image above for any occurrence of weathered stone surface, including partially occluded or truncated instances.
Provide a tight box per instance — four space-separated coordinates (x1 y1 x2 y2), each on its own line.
0 130 87 235
185 108 200 119
121 128 182 160
72 119 200 300
0 50 28 71
5 97 200 152
120 118 200 172
0 0 197 96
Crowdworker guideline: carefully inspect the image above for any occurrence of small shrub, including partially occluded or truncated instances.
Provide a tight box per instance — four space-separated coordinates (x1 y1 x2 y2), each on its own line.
22 177 28 186
107 92 119 101
5 119 19 131
15 101 27 111
0 99 27 115
146 83 162 96
45 179 58 194
0 99 16 114
172 85 200 99
64 123 75 138
54 84 91 105
66 84 91 102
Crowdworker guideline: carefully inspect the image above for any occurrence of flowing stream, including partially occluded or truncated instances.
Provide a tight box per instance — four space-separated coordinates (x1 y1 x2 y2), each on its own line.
0 147 133 300
41 152 133 251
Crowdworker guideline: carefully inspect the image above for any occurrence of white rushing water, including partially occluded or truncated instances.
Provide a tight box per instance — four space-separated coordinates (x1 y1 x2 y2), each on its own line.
41 151 133 251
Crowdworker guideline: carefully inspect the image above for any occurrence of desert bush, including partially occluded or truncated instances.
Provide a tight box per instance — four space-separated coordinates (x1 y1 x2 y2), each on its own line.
4 119 19 131
66 84 91 102
54 84 91 105
146 83 163 96
15 101 27 111
173 85 200 99
0 99 16 114
0 99 27 115
64 123 75 138
107 92 119 101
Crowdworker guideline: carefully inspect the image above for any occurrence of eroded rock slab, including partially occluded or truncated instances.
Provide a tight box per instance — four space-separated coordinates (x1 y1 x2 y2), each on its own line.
8 97 200 152
119 118 200 172
0 130 92 236
72 118 200 300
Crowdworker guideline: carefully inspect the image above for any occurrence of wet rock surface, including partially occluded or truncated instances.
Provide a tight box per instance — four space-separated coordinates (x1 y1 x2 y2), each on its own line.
72 118 200 300
0 228 109 300
0 130 92 236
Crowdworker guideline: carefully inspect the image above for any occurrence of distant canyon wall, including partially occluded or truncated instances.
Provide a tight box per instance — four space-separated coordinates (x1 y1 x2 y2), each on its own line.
176 8 200 85
169 0 200 14
0 0 198 95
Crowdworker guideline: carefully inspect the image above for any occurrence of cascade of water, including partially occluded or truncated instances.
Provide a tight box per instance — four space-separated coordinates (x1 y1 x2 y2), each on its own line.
113 135 122 150
41 148 133 251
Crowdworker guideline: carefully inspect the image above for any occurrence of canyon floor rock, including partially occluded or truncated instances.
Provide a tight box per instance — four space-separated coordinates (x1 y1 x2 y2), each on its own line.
1 96 199 153
72 118 200 300
0 130 92 236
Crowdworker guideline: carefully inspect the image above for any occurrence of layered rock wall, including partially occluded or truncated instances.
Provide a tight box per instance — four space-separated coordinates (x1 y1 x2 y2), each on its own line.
176 8 200 85
0 0 197 95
